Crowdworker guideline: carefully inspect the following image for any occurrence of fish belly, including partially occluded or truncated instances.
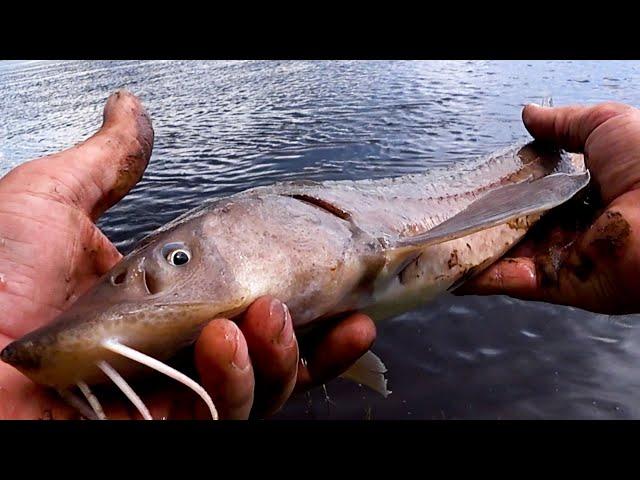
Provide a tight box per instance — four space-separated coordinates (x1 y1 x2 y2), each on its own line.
362 217 535 322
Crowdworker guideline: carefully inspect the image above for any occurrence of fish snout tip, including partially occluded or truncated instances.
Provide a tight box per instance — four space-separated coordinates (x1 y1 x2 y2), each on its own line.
1 342 18 366
0 340 41 371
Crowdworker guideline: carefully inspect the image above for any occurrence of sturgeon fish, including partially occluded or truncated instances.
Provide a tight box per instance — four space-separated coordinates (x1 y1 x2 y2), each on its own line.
0 134 589 420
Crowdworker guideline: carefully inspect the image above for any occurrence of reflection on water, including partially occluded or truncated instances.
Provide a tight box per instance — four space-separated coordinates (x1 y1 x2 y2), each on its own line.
1 60 640 419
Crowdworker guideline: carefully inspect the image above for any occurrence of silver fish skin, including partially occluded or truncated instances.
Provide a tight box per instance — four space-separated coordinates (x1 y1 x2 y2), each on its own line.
0 141 587 389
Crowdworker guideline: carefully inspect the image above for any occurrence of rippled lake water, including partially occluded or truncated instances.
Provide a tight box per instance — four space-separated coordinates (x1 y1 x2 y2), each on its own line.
2 60 640 419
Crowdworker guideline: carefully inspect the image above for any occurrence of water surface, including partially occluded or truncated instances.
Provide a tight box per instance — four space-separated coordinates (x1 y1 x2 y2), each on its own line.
1 60 639 419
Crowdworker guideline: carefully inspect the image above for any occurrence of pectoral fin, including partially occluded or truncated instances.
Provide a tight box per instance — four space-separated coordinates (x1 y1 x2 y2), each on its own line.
340 350 391 398
393 170 590 249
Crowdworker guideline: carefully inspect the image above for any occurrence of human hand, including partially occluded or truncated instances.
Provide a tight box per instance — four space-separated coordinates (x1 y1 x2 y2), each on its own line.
0 90 376 419
461 102 640 315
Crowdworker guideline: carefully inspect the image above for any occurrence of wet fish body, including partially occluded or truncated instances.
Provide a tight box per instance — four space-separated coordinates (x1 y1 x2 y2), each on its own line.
0 141 589 403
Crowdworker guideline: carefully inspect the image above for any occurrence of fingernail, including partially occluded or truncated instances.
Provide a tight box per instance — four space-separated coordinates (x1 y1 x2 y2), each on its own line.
231 327 250 370
276 301 294 346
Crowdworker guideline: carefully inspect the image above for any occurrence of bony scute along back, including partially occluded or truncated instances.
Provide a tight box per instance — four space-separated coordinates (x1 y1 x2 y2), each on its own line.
0 133 590 420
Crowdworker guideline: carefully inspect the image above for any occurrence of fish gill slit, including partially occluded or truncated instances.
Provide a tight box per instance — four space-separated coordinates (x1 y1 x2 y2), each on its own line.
101 339 218 420
285 194 352 221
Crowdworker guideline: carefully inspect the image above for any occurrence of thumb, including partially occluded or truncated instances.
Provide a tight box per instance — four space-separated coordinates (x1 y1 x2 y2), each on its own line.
62 89 154 221
3 89 154 222
522 101 632 153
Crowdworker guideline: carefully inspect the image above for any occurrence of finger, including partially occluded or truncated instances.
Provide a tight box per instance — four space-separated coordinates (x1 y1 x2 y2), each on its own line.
4 89 154 222
238 296 299 418
456 257 542 301
295 313 376 392
522 102 633 154
194 319 254 420
69 89 154 220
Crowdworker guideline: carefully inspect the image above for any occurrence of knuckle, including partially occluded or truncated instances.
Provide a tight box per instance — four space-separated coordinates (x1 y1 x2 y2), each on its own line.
590 102 633 122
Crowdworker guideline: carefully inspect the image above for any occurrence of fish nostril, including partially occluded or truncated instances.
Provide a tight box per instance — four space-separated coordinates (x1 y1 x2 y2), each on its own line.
142 269 161 295
111 270 127 286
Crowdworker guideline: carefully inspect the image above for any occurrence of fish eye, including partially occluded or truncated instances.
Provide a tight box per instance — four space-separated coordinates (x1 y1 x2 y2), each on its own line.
168 249 190 266
162 243 191 266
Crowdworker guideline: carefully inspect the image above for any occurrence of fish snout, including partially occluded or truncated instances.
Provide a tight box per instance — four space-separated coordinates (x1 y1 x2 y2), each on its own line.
1 332 104 389
1 339 42 372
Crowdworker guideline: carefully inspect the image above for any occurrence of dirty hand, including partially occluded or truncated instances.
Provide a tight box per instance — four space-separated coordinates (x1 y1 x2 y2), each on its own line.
0 90 375 419
463 102 640 315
